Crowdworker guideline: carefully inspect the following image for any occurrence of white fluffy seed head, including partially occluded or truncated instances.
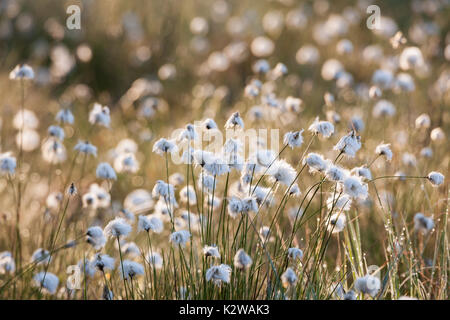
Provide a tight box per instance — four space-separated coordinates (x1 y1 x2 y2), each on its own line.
350 166 372 181
372 99 396 118
227 197 243 218
327 194 352 212
328 213 346 233
414 213 434 234
31 248 51 265
287 247 303 261
146 252 163 269
355 274 380 297
234 249 253 269
169 230 191 247
33 272 59 294
283 130 304 149
120 260 144 280
225 112 244 130
268 159 297 186
55 109 74 124
104 217 132 238
152 138 178 155
427 171 444 187
342 176 368 200
203 245 221 258
74 141 97 156
10 64 34 80
430 127 445 142
325 164 348 182
333 131 361 158
86 226 107 250
415 113 431 129
375 143 393 161
0 152 16 175
89 103 111 127
303 153 328 173
308 117 335 138
0 252 15 274
93 253 115 271
281 268 298 288
206 264 231 285
96 162 117 180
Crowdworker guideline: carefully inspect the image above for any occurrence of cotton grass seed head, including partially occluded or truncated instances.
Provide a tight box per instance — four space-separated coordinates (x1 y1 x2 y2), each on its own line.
268 159 297 186
74 141 97 157
138 215 163 233
33 272 59 294
0 252 15 274
203 245 221 258
242 197 258 214
0 152 16 175
325 164 348 182
350 166 372 181
373 100 396 118
96 162 117 180
227 196 243 218
333 130 361 158
121 242 140 258
120 260 144 280
55 108 74 124
93 253 115 271
89 103 111 127
47 125 65 141
198 171 217 193
206 264 231 285
344 290 357 300
202 118 218 130
328 213 346 233
283 130 304 149
415 113 431 129
308 117 334 138
114 152 139 173
288 183 301 197
31 248 51 265
170 230 191 247
342 176 368 200
355 274 380 297
9 64 34 80
303 152 328 173
414 213 434 234
234 249 252 270
430 127 445 142
152 138 178 155
104 217 132 238
146 252 163 269
375 143 393 161
203 155 231 176
281 267 298 288
86 226 106 249
327 194 352 212
225 111 244 130
41 138 67 164
427 171 444 187
287 247 303 261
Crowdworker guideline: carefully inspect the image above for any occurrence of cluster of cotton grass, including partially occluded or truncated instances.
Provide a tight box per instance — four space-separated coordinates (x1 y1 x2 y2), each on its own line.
0 0 448 300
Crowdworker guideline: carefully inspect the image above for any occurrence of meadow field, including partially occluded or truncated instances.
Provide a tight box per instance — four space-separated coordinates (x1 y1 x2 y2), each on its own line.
0 0 448 300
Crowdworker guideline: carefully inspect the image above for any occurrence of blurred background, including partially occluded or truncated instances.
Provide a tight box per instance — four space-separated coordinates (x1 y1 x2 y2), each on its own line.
1 0 449 116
